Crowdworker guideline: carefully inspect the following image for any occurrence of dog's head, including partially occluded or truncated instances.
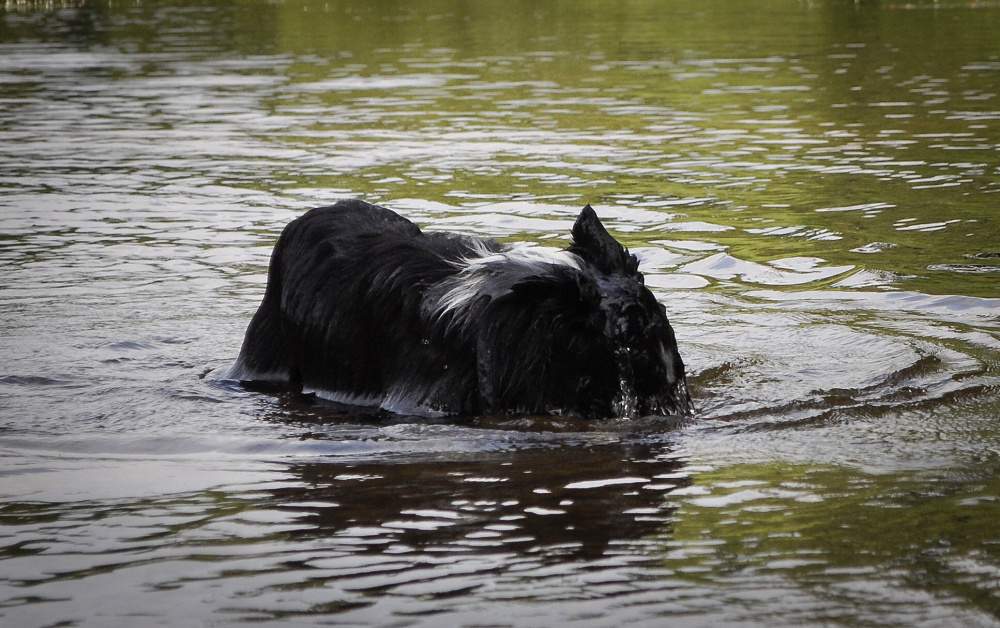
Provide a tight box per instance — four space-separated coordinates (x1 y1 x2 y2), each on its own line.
567 205 691 418
471 205 691 419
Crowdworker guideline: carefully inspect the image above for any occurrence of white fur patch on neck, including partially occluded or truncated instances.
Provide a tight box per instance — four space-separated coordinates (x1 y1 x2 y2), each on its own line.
432 243 582 318
460 242 582 271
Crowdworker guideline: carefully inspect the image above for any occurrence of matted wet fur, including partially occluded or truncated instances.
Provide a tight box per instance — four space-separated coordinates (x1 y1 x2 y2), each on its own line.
232 199 691 419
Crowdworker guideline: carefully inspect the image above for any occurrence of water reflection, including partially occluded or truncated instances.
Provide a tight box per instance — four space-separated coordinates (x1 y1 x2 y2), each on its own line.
278 444 685 559
0 439 691 623
3 450 998 625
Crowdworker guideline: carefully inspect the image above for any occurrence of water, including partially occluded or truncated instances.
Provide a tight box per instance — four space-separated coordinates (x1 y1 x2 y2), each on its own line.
2 1 999 625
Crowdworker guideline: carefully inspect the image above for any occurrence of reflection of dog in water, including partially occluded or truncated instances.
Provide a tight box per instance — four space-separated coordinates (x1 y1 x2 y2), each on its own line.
232 199 691 419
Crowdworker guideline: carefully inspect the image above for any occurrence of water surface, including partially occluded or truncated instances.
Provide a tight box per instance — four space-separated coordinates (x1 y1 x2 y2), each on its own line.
2 1 999 626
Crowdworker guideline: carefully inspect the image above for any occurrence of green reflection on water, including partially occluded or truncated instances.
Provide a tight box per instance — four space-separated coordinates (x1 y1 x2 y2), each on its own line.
5 0 999 294
668 463 1000 617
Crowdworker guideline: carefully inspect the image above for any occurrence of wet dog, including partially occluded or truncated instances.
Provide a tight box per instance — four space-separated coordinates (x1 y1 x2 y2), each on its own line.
232 200 691 419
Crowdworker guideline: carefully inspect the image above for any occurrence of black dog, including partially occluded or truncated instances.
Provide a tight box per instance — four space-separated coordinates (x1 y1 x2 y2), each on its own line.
232 199 691 419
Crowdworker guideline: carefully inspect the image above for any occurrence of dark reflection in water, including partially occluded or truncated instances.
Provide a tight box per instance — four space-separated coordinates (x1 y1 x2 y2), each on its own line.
3 438 999 626
280 446 683 562
3 0 1000 626
0 437 693 624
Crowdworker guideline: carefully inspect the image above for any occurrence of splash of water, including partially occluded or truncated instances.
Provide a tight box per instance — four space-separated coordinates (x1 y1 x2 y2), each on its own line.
611 346 639 419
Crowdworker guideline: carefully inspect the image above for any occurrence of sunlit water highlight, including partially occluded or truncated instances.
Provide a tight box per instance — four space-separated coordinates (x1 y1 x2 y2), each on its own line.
1 1 999 626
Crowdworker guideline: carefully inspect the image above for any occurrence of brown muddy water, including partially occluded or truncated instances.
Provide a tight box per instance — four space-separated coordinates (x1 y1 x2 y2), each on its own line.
1 1 999 626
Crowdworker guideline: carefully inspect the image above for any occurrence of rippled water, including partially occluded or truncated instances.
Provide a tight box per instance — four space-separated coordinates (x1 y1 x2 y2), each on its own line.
2 1 999 626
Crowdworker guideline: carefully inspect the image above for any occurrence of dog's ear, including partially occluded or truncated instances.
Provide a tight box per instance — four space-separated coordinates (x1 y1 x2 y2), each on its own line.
570 205 639 275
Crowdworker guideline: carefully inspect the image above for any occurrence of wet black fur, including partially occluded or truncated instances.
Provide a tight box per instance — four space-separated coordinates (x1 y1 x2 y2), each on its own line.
233 199 690 419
